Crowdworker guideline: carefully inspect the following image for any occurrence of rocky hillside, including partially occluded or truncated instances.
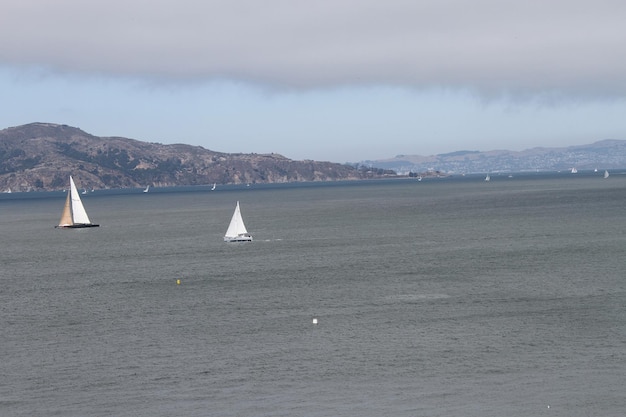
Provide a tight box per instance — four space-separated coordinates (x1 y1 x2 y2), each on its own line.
0 123 395 191
363 140 626 174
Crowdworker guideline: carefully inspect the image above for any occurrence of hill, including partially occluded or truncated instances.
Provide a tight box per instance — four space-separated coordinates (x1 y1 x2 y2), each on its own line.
0 123 395 192
362 140 626 174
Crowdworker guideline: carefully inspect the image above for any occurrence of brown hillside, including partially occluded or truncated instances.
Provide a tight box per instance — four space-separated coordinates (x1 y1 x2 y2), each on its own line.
0 123 395 191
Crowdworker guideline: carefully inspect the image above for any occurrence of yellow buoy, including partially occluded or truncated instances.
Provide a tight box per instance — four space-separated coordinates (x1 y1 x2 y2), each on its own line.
176 279 181 285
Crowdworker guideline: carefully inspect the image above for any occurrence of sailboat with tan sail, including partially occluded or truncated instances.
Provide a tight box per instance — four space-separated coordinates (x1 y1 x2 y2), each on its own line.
56 176 99 228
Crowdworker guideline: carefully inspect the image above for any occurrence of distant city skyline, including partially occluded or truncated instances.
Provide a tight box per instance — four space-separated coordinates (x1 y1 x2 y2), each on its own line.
2 1 626 163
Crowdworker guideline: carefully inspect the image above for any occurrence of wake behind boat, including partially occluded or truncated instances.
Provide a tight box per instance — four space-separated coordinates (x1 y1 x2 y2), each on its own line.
56 176 99 228
224 201 252 242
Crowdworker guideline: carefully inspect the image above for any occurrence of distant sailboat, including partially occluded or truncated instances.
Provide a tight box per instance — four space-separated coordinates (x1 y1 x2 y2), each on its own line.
211 183 216 191
224 201 252 242
143 185 150 193
571 167 578 174
485 174 490 182
56 176 99 228
604 170 610 179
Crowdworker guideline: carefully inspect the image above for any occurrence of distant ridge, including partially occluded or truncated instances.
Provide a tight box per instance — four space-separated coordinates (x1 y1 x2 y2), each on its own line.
0 123 395 192
361 140 626 174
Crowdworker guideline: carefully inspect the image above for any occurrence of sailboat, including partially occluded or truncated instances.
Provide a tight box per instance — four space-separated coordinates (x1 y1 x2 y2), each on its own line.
143 185 150 193
211 183 216 191
604 170 610 179
224 201 252 242
56 176 99 228
484 174 490 182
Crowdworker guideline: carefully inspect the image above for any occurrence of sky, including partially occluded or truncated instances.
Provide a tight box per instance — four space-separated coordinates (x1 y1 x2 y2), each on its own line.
1 0 626 163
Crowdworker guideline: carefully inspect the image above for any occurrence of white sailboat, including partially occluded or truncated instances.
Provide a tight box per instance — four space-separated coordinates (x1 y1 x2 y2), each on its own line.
604 170 610 179
211 183 216 191
143 185 150 193
484 174 490 182
224 201 252 242
56 176 99 228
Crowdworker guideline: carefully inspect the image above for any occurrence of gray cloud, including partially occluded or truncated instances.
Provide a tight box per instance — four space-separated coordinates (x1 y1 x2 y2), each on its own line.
1 0 625 98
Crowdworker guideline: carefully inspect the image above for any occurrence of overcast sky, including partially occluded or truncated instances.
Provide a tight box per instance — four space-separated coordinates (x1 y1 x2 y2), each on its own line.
2 0 625 162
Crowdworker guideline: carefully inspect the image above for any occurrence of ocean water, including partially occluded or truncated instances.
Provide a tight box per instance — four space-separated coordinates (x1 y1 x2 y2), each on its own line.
1 174 625 416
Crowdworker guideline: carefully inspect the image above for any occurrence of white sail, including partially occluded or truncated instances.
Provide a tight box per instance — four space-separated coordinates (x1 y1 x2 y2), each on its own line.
57 176 99 228
69 176 92 224
604 170 609 179
224 201 252 242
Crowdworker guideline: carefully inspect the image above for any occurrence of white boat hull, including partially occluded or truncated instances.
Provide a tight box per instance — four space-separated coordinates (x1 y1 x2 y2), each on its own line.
224 234 253 242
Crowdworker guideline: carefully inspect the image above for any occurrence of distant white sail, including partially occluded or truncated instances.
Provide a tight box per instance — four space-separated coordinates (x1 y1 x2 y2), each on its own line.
604 170 609 179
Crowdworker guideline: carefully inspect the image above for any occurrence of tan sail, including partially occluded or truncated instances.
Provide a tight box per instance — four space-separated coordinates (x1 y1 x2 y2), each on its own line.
58 192 73 227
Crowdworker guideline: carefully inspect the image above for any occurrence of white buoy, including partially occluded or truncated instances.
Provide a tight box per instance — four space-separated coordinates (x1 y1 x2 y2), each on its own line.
312 318 318 324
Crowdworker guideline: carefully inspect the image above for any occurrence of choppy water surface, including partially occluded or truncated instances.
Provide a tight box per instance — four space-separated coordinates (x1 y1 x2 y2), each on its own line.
1 174 625 416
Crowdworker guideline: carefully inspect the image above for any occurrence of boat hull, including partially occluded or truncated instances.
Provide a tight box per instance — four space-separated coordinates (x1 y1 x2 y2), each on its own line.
224 234 253 242
55 224 100 229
